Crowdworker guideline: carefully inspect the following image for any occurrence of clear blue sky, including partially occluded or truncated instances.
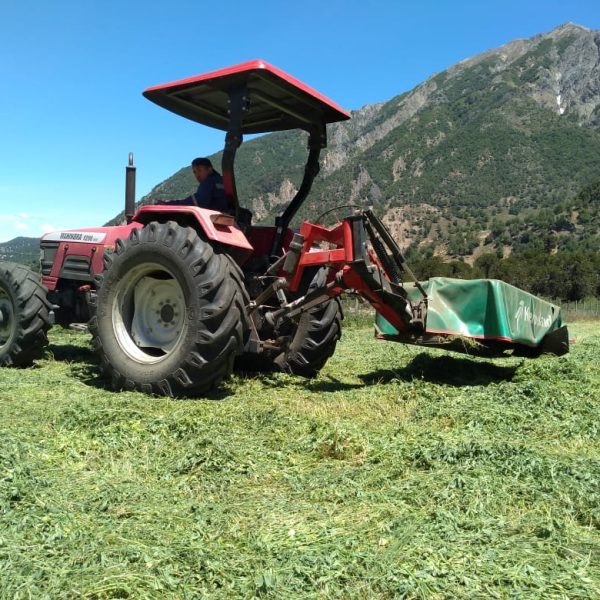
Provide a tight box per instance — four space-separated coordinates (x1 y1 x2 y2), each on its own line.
1 0 599 242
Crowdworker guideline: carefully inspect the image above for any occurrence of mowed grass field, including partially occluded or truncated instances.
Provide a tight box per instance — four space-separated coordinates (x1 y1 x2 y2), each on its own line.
0 319 599 599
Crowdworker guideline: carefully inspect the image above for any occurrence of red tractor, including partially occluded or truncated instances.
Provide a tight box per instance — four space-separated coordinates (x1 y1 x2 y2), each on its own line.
0 60 568 396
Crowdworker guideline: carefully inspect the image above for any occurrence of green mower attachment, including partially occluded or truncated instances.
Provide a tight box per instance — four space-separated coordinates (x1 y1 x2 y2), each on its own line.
375 277 569 357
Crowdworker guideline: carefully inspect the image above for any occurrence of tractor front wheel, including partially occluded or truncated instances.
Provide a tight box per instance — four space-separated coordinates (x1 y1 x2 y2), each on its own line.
88 222 249 397
0 262 51 367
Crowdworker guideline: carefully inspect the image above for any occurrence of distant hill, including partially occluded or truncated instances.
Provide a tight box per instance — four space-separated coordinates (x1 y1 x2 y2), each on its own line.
107 22 600 260
0 236 39 268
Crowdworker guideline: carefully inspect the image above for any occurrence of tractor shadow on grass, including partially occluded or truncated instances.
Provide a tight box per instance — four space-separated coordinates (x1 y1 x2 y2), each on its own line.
239 352 518 394
358 352 519 387
47 343 97 364
46 343 112 391
234 370 366 394
47 343 238 401
46 344 518 397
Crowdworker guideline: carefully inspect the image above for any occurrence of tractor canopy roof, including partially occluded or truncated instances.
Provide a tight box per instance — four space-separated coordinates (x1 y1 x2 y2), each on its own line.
143 59 350 134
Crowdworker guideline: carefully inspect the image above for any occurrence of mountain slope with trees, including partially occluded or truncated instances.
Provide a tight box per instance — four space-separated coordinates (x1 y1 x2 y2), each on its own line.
108 22 600 267
0 237 40 269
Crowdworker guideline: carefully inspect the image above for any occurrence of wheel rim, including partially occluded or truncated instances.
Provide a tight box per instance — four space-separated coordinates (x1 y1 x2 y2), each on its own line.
111 262 187 364
0 285 16 352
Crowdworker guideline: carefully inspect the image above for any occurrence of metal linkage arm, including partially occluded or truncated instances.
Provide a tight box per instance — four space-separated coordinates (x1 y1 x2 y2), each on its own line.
260 211 426 334
364 209 427 299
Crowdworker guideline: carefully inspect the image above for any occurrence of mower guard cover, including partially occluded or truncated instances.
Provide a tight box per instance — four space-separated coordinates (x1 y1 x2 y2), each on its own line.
376 277 569 356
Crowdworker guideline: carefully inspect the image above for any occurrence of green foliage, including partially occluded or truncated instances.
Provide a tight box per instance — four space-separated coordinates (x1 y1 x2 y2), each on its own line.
0 323 599 597
412 256 476 280
474 253 500 278
406 248 600 302
575 179 600 205
475 250 600 301
0 237 39 267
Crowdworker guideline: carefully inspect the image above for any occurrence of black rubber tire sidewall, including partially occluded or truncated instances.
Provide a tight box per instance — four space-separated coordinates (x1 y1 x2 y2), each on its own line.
89 222 249 396
0 262 51 367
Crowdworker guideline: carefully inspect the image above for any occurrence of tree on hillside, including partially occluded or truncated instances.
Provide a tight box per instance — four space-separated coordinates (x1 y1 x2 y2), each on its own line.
474 253 500 278
575 180 600 205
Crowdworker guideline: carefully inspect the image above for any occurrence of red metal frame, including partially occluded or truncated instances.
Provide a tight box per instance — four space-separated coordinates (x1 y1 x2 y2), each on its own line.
245 226 295 257
341 266 410 333
288 220 354 292
134 205 253 251
285 218 413 334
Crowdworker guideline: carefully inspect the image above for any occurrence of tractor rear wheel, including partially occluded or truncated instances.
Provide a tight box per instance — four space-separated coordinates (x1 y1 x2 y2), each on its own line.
238 267 343 377
0 262 51 367
273 296 343 377
88 222 249 397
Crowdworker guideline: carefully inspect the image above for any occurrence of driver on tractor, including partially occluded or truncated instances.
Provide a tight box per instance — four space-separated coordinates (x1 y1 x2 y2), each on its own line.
157 157 228 212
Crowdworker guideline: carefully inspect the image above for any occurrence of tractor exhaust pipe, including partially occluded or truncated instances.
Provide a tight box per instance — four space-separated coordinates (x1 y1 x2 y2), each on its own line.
125 152 136 224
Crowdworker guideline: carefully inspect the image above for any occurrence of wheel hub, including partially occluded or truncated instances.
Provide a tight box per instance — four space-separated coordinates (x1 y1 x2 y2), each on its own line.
111 264 188 364
160 303 175 324
131 276 185 353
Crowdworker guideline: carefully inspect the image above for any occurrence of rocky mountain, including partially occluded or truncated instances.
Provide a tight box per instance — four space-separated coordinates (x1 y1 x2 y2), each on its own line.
114 23 600 260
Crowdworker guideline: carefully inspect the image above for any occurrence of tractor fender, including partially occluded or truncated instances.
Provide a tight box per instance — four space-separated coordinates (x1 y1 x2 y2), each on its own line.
133 205 253 255
40 206 254 293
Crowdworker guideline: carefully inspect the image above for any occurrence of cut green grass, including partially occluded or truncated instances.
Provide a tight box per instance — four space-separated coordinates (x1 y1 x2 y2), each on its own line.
0 321 599 598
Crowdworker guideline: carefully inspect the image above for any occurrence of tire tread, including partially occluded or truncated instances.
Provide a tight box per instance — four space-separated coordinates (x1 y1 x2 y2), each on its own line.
88 223 249 397
0 262 51 367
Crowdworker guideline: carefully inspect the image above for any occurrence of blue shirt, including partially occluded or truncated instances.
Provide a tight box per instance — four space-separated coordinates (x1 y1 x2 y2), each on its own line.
159 171 229 212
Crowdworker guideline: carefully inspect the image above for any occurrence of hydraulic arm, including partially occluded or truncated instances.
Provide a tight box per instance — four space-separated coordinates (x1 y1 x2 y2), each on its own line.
250 210 428 338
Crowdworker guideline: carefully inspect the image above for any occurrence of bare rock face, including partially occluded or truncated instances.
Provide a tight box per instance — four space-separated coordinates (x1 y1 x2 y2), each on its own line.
437 23 600 126
553 27 600 123
356 80 439 154
349 165 382 203
392 155 407 181
268 178 297 207
322 148 349 173
251 178 298 219
323 103 384 174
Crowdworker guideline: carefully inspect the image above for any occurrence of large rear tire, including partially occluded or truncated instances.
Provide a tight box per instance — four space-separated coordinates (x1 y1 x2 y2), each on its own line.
238 267 343 377
88 222 249 397
273 296 343 377
0 262 51 367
